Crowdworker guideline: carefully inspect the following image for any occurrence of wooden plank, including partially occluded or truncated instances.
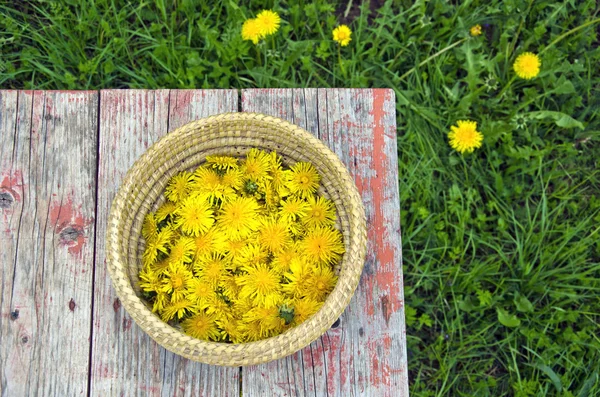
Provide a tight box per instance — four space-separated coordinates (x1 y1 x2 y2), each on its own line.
91 89 240 397
241 89 408 396
0 90 98 396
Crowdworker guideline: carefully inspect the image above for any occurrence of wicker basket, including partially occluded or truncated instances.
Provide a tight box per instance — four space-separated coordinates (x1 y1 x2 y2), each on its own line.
106 112 367 366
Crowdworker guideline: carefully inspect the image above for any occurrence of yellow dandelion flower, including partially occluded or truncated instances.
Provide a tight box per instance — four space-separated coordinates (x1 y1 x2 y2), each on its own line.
204 296 234 320
150 256 171 276
217 316 244 343
191 167 235 204
194 253 229 287
269 152 290 197
162 262 194 301
513 52 541 79
205 155 238 170
139 266 162 293
221 168 244 190
223 237 248 262
219 275 240 301
160 298 195 322
155 202 177 223
302 195 336 228
244 305 285 338
279 196 310 224
288 162 320 198
168 236 196 266
142 213 158 241
165 171 193 202
272 243 299 274
258 217 291 253
299 227 345 265
470 24 482 36
304 265 337 302
241 148 272 182
152 292 169 313
242 18 263 45
181 312 221 341
259 180 279 210
238 320 263 342
256 10 281 36
234 243 269 268
448 120 484 154
282 258 312 298
217 197 261 238
185 277 218 309
193 228 227 258
174 193 214 236
237 263 283 307
143 227 174 264
332 25 352 46
290 297 323 325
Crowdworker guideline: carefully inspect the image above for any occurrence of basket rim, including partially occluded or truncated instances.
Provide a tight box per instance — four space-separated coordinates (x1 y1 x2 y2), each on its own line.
106 112 367 366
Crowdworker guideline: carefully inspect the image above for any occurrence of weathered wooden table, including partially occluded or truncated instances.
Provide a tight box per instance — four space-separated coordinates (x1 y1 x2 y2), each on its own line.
0 89 407 396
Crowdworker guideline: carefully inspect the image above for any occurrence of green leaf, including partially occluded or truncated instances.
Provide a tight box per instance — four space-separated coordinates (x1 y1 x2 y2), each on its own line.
527 111 584 130
535 364 562 392
458 296 476 312
553 77 576 95
497 308 521 328
514 294 534 313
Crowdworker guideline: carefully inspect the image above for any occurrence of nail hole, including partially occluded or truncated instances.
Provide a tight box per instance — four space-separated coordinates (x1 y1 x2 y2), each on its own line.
21 336 28 344
10 310 19 320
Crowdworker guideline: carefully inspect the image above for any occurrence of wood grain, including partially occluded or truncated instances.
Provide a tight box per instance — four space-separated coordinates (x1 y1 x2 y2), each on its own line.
90 89 240 397
241 89 408 397
0 91 98 396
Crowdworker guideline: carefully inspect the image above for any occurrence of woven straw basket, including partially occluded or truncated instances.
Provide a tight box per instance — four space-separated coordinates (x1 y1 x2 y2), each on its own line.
106 112 367 366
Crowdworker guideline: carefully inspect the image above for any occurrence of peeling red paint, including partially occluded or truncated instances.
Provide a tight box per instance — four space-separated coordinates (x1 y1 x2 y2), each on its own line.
49 196 93 256
0 169 24 202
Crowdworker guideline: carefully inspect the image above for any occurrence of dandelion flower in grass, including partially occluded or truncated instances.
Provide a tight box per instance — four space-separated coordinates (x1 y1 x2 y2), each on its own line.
244 305 285 338
181 312 221 341
448 120 484 154
237 263 283 307
194 253 230 287
258 217 291 253
242 18 263 44
193 228 227 258
168 236 196 266
185 277 218 309
162 262 194 301
256 10 281 36
241 148 272 183
332 25 352 46
513 52 541 79
152 292 169 313
217 197 261 238
304 265 337 302
300 227 345 265
139 266 162 293
160 298 195 322
290 297 323 325
205 155 238 170
142 213 158 241
165 171 193 202
279 196 309 224
143 227 174 264
282 258 313 298
155 202 177 223
288 162 320 198
174 193 214 236
302 196 336 228
470 24 482 36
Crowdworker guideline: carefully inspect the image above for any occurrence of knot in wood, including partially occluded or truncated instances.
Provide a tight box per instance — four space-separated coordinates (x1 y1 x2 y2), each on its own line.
10 309 19 320
0 191 14 208
59 226 83 243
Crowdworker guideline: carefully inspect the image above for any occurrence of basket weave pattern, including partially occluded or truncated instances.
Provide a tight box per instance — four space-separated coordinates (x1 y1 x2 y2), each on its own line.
106 113 367 366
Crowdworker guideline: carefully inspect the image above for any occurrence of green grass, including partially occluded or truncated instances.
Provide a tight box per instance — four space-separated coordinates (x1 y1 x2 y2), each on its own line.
2 0 599 395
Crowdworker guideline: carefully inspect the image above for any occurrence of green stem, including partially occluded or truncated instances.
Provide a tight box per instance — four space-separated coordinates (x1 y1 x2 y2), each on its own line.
397 37 467 82
497 75 517 99
539 17 600 55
